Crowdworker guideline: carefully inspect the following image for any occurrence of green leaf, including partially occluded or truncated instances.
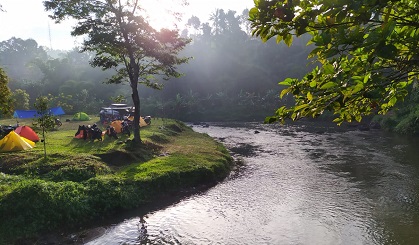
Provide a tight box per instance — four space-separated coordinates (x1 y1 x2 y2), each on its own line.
264 116 278 124
323 63 334 74
275 106 286 115
279 78 293 86
320 82 336 89
295 103 309 111
363 74 369 83
397 81 407 88
309 81 317 87
249 7 259 19
352 83 364 94
280 87 292 98
284 34 293 47
307 92 313 101
388 96 397 106
276 35 283 44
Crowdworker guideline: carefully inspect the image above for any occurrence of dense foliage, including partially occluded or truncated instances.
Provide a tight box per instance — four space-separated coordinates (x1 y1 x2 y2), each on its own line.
0 67 13 118
0 9 313 122
250 0 419 124
43 0 190 142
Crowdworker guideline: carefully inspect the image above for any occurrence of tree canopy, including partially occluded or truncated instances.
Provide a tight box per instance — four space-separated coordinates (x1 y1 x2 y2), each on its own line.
0 68 13 118
43 0 190 143
250 0 419 124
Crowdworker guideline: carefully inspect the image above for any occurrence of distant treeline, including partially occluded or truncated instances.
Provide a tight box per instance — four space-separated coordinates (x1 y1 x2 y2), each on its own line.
0 8 314 122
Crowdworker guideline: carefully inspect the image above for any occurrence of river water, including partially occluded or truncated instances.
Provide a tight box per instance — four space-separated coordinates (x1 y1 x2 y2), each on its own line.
87 122 419 245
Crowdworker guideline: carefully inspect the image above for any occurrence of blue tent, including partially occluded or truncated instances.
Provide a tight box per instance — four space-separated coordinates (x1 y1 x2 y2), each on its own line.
49 107 65 116
13 107 66 119
13 110 38 119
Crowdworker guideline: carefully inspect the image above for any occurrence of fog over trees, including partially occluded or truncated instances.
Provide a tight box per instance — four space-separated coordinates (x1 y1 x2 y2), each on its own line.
0 8 314 122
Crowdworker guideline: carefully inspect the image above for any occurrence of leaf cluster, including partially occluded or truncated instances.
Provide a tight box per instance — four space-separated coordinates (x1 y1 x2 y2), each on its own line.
250 0 419 124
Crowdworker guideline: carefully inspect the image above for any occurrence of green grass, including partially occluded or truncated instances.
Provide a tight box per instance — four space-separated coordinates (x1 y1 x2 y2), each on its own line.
0 117 232 244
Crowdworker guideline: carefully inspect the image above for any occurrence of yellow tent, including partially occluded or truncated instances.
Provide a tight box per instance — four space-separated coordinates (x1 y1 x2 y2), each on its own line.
128 116 148 127
110 117 148 134
110 120 123 133
0 131 35 152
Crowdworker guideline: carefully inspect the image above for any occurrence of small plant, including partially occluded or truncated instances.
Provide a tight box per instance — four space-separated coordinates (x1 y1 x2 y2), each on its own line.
33 96 56 160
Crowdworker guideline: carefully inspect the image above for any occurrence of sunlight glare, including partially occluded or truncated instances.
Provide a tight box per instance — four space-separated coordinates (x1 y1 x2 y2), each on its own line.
141 0 188 30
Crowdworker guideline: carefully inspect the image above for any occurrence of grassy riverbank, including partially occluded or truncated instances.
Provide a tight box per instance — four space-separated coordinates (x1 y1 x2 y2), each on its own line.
0 117 232 244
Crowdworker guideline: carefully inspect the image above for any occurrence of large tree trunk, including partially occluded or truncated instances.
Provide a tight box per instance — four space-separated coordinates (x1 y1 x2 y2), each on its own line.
131 82 141 143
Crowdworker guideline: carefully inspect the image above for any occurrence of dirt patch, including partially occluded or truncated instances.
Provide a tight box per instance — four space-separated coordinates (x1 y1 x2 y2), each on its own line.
149 134 170 144
94 151 139 166
95 142 162 167
142 140 163 152
166 124 183 133
0 153 38 174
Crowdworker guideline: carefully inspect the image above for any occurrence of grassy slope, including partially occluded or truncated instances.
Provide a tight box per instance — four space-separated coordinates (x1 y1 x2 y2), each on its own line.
0 117 232 243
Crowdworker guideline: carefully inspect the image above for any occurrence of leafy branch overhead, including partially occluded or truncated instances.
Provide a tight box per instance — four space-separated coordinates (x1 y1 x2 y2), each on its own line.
249 0 419 124
43 0 190 143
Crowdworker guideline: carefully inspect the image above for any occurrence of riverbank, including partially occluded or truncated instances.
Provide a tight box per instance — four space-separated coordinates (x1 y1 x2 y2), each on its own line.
0 118 232 244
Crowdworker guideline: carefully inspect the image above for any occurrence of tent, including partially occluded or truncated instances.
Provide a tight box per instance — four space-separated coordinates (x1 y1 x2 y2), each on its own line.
128 116 148 127
49 107 65 116
110 120 123 133
109 117 147 133
0 131 35 152
73 112 91 121
14 126 40 142
13 110 38 119
13 107 65 119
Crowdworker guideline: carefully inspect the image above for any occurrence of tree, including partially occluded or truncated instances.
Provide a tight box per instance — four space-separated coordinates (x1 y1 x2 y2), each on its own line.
0 38 47 83
12 89 30 110
44 0 190 143
249 0 419 124
187 16 201 31
0 68 13 118
34 96 56 160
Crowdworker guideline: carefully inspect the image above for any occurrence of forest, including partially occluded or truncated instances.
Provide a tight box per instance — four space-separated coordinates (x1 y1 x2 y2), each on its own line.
0 8 313 122
1 6 418 134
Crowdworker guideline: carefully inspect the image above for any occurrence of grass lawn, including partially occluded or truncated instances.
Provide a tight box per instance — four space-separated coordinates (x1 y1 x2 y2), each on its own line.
0 116 232 243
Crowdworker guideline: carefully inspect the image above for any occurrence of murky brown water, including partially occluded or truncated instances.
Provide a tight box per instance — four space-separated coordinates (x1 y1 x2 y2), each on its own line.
87 122 419 245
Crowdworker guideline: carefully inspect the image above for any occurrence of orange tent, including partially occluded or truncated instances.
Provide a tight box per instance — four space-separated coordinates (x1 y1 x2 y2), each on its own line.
15 126 40 142
110 120 123 133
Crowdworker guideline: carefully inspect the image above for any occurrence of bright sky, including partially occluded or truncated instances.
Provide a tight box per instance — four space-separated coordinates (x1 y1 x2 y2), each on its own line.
0 0 253 50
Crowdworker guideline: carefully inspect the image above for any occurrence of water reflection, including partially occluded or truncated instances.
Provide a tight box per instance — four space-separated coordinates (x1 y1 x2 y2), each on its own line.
87 122 419 245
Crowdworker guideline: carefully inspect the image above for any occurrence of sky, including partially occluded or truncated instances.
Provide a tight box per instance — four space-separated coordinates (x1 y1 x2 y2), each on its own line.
0 0 253 50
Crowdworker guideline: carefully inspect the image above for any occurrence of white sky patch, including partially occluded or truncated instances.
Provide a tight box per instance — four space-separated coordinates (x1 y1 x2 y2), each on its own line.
0 0 253 50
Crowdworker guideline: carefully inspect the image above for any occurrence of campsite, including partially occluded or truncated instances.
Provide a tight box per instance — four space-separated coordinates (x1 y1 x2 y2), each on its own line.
0 114 232 243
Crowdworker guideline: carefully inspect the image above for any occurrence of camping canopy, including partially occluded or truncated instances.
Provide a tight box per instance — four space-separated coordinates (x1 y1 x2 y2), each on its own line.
0 131 35 152
73 112 90 121
15 126 40 142
13 107 65 119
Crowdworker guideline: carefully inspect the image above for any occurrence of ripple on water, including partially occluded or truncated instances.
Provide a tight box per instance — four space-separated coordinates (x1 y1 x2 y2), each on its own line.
86 122 419 245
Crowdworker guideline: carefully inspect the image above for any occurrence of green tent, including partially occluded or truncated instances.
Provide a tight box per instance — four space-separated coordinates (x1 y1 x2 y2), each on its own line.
73 112 90 121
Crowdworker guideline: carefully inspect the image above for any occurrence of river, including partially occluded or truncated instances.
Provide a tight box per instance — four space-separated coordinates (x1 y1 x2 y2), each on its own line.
86 122 419 245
